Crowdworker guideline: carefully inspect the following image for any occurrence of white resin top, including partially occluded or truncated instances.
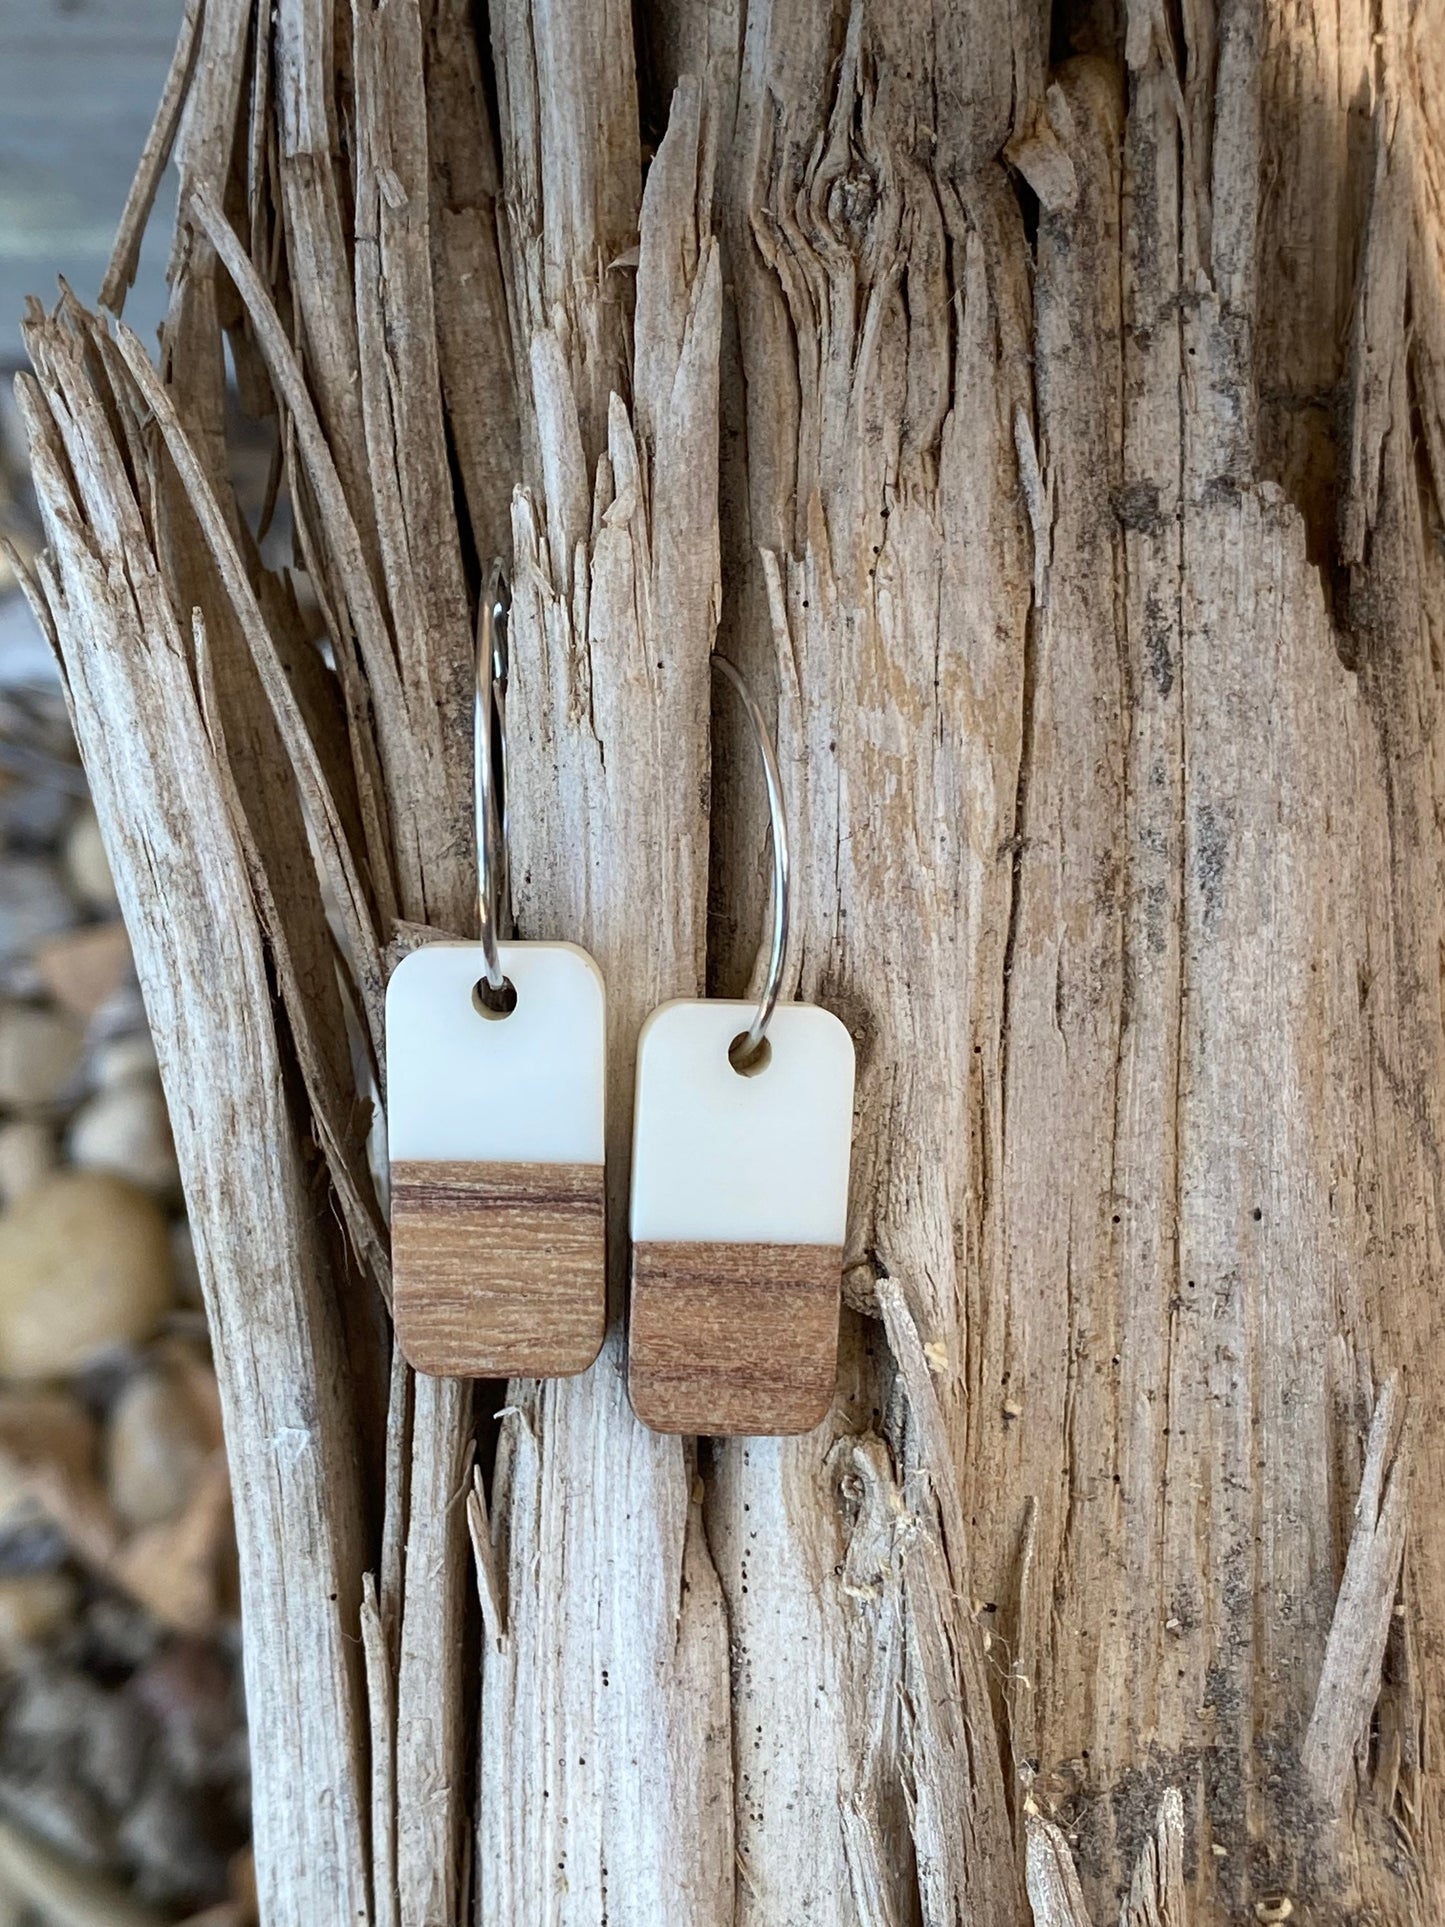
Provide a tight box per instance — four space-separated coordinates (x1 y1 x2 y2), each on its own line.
386 941 605 1165
629 999 855 1245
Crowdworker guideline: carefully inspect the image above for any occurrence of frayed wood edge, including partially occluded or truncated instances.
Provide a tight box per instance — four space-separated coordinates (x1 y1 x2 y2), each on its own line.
1301 1374 1410 1810
877 1276 1019 1919
1025 1815 1093 1927
362 1573 399 1927
467 1464 506 1650
99 0 203 313
191 607 391 1302
1025 1786 1187 1927
106 319 387 1058
1120 1786 1188 1927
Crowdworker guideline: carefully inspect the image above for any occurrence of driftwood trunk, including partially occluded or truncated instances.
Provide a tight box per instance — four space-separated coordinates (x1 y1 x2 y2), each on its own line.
11 0 1445 1921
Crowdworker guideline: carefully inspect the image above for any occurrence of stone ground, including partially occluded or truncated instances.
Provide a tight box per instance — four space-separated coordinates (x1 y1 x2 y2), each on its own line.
0 9 254 1921
0 441 253 1927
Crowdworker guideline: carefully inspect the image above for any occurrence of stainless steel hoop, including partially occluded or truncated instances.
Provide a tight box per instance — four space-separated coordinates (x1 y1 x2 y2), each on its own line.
711 654 790 1061
475 562 511 989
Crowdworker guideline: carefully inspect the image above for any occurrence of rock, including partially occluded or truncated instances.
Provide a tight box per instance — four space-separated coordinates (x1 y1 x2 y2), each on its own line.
73 1681 150 1812
0 1771 110 1870
153 1342 224 1453
130 1640 240 1780
0 1449 38 1540
94 1031 159 1091
230 1847 256 1913
118 1765 234 1909
110 1454 230 1635
63 805 118 912
170 1221 203 1309
90 978 151 1041
106 1369 209 1531
0 855 76 967
0 1573 77 1661
1 1662 148 1833
0 1520 68 1577
0 1002 84 1107
68 1082 179 1196
0 772 71 847
0 1174 173 1379
34 921 133 1019
175 1904 250 1927
0 1390 115 1567
81 1593 162 1675
0 1390 96 1503
0 687 74 767
0 1120 54 1207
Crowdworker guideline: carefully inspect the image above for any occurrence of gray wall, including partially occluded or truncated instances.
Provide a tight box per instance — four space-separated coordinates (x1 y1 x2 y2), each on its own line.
0 0 183 361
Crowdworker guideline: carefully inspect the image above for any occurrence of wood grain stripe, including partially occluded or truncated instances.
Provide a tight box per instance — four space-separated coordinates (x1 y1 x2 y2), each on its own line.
392 1159 605 1378
627 1240 841 1436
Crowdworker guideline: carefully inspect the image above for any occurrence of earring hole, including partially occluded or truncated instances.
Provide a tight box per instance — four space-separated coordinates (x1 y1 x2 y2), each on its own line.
728 1031 772 1077
472 976 518 1019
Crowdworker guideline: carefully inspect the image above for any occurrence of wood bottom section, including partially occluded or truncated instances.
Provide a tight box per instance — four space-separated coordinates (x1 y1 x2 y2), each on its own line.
391 1160 605 1378
627 1240 841 1436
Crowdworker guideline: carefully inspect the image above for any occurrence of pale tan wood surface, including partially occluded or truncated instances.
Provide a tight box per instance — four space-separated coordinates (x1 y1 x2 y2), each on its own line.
14 0 1445 1923
14 328 374 1927
628 1240 841 1435
392 1160 605 1379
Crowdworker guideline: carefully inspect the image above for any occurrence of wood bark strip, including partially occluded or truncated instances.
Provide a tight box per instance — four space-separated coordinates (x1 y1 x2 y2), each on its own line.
1120 1789 1189 1927
1301 1376 1410 1809
98 0 204 315
16 0 1445 1921
474 56 730 1922
1025 1817 1094 1927
361 1574 400 1927
16 315 372 1927
273 0 378 561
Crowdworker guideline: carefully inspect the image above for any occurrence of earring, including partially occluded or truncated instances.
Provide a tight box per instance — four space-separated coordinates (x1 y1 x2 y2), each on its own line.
385 566 607 1379
627 656 856 1436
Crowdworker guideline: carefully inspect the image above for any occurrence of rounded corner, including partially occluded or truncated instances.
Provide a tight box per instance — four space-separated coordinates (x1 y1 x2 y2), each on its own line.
634 996 699 1058
384 940 432 1000
783 1375 838 1437
385 937 475 1010
392 1326 455 1381
626 1368 686 1436
549 940 607 996
553 1314 608 1381
720 1377 837 1440
809 1002 857 1060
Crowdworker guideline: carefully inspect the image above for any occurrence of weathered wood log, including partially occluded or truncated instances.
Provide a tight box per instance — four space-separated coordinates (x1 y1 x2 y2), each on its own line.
12 0 1445 1922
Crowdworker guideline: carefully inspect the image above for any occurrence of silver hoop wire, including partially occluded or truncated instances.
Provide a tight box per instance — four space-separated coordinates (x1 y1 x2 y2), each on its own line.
712 654 790 1060
475 562 511 989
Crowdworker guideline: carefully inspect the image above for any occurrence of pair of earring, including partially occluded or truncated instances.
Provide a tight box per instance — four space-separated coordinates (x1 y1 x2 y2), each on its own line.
384 573 856 1437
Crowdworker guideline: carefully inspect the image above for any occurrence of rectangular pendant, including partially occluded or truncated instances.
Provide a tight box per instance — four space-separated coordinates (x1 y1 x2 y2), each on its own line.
386 941 607 1379
627 1000 855 1435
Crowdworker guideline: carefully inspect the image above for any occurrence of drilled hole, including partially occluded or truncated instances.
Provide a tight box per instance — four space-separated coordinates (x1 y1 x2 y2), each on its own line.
728 1031 772 1077
472 976 518 1019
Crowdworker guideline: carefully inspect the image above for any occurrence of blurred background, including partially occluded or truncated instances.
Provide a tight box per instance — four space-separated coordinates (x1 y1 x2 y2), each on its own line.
0 5 254 1922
